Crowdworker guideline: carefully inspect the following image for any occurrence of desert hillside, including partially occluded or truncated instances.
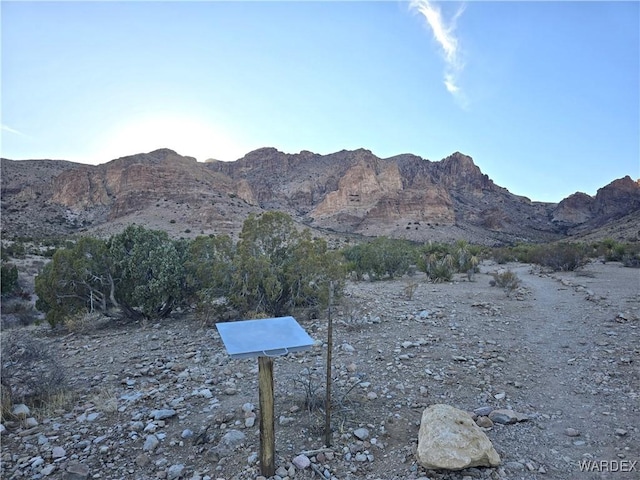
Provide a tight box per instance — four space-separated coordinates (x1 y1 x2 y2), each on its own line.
2 148 638 244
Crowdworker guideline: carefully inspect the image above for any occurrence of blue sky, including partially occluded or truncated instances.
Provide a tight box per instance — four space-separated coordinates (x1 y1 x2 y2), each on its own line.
1 1 638 203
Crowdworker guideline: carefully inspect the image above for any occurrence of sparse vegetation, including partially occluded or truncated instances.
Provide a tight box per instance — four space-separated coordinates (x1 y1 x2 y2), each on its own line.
1 263 19 294
1 331 68 409
490 269 521 296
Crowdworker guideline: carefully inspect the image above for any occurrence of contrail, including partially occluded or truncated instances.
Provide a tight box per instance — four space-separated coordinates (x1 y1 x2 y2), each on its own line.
1 124 27 136
410 0 467 105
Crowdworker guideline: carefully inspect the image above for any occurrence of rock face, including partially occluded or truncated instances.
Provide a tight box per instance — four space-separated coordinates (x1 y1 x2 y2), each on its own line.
416 404 501 470
551 176 640 236
2 148 638 243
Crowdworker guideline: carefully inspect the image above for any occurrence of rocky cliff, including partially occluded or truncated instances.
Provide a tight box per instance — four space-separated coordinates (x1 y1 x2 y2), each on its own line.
2 148 639 244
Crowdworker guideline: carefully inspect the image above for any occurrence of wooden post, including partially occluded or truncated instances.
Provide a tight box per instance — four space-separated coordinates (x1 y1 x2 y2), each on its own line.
258 356 275 477
325 281 334 447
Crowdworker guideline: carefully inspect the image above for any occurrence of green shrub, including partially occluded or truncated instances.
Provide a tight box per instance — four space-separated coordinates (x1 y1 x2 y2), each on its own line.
1 263 19 294
527 243 588 271
419 253 454 282
342 237 417 281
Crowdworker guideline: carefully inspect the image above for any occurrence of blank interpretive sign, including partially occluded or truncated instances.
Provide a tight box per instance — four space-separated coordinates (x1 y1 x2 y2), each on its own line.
216 316 314 359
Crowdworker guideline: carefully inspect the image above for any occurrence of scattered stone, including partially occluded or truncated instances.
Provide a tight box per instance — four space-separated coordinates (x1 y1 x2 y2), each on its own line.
615 428 628 436
279 415 295 426
41 464 56 476
416 404 501 470
24 417 39 428
219 429 245 448
167 464 185 480
341 343 355 353
150 409 177 420
136 454 151 467
64 462 90 480
293 454 311 469
474 406 494 417
143 434 160 452
11 404 30 418
476 416 494 428
564 428 580 437
488 409 520 425
52 446 67 458
353 427 370 440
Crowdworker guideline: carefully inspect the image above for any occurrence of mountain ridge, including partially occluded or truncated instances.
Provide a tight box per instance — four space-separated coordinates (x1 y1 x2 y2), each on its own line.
2 148 638 245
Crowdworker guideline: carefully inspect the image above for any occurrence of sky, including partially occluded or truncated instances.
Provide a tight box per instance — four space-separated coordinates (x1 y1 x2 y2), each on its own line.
1 1 638 203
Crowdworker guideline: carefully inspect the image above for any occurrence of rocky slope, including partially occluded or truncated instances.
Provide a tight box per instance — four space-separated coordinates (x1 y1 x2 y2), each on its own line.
2 148 638 244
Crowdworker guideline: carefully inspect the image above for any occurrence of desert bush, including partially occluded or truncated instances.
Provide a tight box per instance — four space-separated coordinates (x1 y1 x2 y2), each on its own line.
490 270 521 295
229 212 345 317
419 253 454 282
1 299 40 327
1 263 19 294
453 240 480 280
109 225 187 319
526 243 589 271
1 331 67 409
342 237 417 281
35 236 115 326
491 247 516 264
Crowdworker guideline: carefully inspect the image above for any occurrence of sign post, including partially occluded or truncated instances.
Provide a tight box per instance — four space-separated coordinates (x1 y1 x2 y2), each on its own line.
216 316 314 477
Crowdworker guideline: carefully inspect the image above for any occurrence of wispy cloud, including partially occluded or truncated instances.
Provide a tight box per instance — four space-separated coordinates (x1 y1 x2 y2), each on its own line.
410 0 467 107
1 124 28 137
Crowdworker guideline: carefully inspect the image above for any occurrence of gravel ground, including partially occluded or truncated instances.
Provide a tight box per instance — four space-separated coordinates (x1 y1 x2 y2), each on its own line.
1 261 638 480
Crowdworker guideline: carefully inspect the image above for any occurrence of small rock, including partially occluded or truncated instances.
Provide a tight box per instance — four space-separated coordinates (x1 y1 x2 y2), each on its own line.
86 412 101 422
488 409 518 425
181 429 193 439
245 417 255 428
52 446 67 459
11 404 30 418
493 392 506 400
65 462 90 480
353 427 370 440
167 464 185 480
219 429 246 448
241 403 255 413
614 428 628 436
150 409 177 420
366 391 378 400
474 406 494 417
136 454 151 467
341 343 355 353
564 428 580 437
279 415 295 426
24 417 39 428
293 454 311 469
41 464 56 476
476 416 494 428
143 435 160 452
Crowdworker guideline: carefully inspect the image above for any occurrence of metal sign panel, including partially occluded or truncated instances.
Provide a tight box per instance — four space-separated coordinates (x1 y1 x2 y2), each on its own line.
216 316 314 359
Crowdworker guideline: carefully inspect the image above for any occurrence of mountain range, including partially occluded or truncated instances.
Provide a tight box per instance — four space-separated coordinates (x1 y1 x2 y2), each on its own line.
1 148 638 245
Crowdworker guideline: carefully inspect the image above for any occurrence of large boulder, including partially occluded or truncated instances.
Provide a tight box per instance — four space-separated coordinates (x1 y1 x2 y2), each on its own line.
416 404 501 470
